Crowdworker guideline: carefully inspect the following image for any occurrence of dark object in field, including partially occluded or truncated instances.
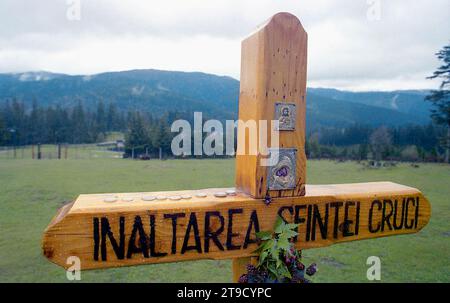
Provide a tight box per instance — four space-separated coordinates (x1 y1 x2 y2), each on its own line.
366 160 397 168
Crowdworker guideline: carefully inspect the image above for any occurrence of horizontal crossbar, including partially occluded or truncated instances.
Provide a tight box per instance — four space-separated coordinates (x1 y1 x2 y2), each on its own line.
42 182 431 270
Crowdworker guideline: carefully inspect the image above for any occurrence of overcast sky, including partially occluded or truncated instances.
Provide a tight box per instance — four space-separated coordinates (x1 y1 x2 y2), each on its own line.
0 0 448 91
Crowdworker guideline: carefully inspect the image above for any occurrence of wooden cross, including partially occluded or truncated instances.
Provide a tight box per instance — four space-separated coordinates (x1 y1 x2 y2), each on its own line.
42 13 431 282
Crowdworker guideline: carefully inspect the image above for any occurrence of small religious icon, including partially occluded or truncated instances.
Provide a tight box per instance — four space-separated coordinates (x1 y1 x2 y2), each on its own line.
267 148 297 190
275 103 296 130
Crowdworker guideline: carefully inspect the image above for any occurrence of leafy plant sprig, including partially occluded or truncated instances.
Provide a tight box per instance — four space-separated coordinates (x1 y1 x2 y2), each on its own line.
239 216 317 283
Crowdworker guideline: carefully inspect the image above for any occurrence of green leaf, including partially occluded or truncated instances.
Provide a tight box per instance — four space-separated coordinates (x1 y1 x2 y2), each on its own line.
267 264 278 279
279 264 292 279
270 244 281 263
258 251 268 266
286 223 299 230
256 231 272 240
270 239 279 251
276 257 282 268
283 229 298 239
277 234 291 251
260 239 274 252
274 216 285 234
252 245 263 254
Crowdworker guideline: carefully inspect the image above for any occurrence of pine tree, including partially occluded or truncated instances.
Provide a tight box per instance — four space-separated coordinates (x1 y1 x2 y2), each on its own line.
28 99 42 144
96 100 107 135
0 112 6 145
71 101 88 144
426 44 450 163
358 144 369 160
370 126 392 162
125 112 149 156
10 98 26 145
107 102 118 131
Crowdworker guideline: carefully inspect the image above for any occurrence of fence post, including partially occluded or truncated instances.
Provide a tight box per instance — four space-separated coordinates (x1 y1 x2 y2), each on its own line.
159 147 162 160
37 143 41 160
58 144 62 159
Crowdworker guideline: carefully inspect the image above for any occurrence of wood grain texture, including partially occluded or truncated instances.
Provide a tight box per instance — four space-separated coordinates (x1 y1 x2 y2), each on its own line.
235 12 308 199
42 182 431 270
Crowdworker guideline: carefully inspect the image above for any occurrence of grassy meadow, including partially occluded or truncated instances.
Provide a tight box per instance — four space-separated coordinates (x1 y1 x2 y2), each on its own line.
0 157 448 282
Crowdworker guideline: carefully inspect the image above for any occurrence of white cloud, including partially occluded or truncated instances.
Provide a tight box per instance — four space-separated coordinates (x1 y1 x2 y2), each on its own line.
0 0 448 91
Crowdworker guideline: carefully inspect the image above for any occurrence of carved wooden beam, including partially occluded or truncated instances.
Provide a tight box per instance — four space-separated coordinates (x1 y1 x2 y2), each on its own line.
42 182 430 270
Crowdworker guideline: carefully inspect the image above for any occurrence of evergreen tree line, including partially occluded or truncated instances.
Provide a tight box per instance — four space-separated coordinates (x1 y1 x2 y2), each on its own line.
0 99 126 145
126 111 446 162
1 99 446 162
307 124 447 162
124 111 176 157
124 111 227 158
316 123 441 150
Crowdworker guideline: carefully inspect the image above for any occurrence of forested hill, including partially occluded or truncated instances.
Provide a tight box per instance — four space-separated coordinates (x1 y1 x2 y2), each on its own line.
0 69 432 128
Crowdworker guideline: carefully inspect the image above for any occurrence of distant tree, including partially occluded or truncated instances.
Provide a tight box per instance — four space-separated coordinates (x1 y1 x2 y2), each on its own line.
55 106 71 143
305 139 311 157
10 98 26 145
401 145 420 162
426 43 450 163
71 101 88 144
95 100 107 135
107 102 119 131
45 106 59 143
358 144 369 160
125 112 149 156
308 133 321 159
151 117 172 155
370 126 392 162
339 147 348 159
0 112 6 145
28 99 43 144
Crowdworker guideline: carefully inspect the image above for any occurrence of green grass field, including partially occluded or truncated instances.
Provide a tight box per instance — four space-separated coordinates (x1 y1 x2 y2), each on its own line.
0 158 448 282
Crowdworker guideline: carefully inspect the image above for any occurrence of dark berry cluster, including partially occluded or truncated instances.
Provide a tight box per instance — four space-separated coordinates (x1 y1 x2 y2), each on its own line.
238 250 317 283
242 264 269 283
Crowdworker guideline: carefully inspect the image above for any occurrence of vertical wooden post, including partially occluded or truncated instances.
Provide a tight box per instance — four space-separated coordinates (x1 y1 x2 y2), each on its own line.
159 147 162 160
58 144 61 159
232 12 308 282
37 143 41 160
131 147 135 159
235 12 308 199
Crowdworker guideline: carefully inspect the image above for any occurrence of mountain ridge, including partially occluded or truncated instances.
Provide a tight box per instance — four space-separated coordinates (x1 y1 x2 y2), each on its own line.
0 69 432 128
